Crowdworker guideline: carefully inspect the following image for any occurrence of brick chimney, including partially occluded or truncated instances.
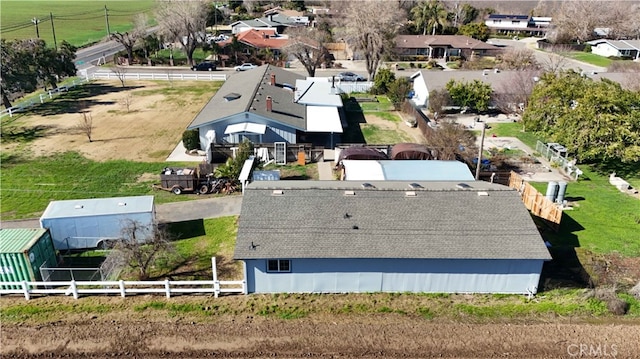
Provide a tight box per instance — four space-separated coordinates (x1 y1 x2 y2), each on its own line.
266 96 272 112
270 74 276 86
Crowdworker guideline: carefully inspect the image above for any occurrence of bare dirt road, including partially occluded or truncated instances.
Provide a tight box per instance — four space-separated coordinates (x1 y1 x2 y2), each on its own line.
3 315 639 358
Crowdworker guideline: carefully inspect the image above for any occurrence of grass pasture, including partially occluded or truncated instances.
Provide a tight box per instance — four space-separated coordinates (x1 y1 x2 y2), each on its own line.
0 1 156 47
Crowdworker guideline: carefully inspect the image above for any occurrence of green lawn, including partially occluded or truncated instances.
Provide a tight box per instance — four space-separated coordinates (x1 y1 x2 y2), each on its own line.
486 124 640 256
562 52 613 67
361 123 412 144
0 1 156 47
0 151 203 220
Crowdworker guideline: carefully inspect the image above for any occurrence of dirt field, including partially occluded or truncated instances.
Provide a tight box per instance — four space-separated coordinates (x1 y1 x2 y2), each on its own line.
3 312 640 358
2 80 218 162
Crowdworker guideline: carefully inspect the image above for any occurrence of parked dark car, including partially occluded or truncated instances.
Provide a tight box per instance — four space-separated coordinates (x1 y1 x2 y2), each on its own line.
192 62 217 71
336 72 366 81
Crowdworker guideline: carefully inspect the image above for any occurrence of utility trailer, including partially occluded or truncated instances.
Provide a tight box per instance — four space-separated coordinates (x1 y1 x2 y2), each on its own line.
153 165 232 195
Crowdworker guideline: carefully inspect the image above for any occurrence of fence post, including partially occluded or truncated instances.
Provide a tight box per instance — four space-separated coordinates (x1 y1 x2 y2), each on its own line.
164 279 171 298
119 280 126 298
39 94 44 103
212 257 219 298
70 280 78 299
22 281 30 300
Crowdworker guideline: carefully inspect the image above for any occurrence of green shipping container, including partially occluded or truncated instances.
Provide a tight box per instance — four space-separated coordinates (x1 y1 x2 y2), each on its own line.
0 228 58 289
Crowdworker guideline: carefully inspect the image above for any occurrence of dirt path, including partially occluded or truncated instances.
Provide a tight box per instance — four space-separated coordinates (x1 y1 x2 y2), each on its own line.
3 316 639 358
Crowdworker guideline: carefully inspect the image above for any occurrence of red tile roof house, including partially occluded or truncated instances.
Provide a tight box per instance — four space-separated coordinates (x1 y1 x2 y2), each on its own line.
219 29 289 61
395 35 501 61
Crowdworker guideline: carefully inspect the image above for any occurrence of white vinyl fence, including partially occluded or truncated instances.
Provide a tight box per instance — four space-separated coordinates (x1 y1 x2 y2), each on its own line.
0 78 90 119
90 72 227 81
1 257 245 300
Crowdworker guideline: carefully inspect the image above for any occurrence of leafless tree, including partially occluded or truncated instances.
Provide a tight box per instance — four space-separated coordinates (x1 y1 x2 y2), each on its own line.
423 118 477 163
120 93 133 113
493 69 542 119
427 89 450 121
76 110 94 142
540 46 571 73
497 47 540 71
336 0 406 80
156 0 207 67
111 66 128 87
112 220 175 281
283 27 330 77
550 0 639 43
110 14 148 65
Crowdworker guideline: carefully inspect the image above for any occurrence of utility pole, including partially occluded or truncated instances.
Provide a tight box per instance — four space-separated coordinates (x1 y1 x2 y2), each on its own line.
32 18 40 38
104 5 111 37
50 12 58 50
475 118 486 180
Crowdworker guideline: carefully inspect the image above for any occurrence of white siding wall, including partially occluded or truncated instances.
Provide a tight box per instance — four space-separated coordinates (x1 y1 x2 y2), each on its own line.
591 43 621 57
485 19 529 30
411 72 429 107
244 258 544 294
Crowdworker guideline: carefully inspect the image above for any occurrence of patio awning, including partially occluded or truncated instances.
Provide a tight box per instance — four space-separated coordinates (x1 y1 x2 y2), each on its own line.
306 106 343 133
224 122 267 135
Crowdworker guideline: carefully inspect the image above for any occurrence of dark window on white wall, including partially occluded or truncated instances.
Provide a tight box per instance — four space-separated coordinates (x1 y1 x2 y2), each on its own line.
267 259 291 272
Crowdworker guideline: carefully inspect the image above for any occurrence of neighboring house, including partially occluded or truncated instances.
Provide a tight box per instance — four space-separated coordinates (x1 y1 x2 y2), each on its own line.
40 196 156 251
231 14 302 35
409 69 529 108
395 35 500 61
340 160 474 181
587 39 640 60
222 29 288 58
326 41 353 61
187 65 344 151
234 180 551 294
484 14 551 36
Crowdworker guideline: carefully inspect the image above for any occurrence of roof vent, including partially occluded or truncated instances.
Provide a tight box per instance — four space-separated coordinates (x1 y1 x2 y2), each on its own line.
118 202 127 206
477 191 489 196
408 183 423 189
352 225 359 230
344 190 356 196
272 189 284 195
224 93 241 101
361 183 375 189
74 205 84 209
405 191 417 197
456 183 472 189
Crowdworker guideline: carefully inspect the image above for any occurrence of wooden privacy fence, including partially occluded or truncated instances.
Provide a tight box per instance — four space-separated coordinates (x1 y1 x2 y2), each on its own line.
508 171 563 229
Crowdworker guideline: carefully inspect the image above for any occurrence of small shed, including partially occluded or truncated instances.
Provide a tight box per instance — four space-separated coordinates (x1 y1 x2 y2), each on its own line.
0 228 58 288
40 196 155 250
391 143 434 160
336 147 388 165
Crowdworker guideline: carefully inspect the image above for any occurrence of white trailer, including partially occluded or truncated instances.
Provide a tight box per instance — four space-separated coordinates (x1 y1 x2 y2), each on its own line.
40 196 155 250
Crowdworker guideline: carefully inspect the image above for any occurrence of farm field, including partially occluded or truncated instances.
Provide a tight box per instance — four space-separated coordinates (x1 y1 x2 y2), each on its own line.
0 1 155 47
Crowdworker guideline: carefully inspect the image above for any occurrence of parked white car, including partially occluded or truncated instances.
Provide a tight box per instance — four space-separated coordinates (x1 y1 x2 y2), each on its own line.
234 63 258 71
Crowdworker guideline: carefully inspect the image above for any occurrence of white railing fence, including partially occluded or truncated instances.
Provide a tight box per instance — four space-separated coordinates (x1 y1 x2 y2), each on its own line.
0 279 245 300
0 78 90 119
90 72 227 82
1 257 245 300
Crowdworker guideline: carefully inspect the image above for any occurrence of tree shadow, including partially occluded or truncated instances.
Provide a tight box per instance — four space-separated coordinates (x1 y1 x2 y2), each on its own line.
26 83 142 117
0 124 54 142
588 160 640 179
163 219 206 239
341 98 366 143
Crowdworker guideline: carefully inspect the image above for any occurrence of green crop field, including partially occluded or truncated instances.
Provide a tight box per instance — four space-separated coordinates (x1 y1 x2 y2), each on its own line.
0 0 156 47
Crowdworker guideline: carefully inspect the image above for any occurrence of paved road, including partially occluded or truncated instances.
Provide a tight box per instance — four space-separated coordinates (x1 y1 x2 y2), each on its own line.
0 195 243 229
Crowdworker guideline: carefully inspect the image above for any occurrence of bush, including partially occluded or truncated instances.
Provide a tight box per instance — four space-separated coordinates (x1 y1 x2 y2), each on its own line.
583 44 592 53
372 68 396 95
409 62 415 68
182 129 200 151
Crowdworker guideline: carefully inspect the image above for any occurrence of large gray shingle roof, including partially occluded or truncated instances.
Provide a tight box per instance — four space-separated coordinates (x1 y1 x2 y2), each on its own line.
187 65 306 130
234 181 551 261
